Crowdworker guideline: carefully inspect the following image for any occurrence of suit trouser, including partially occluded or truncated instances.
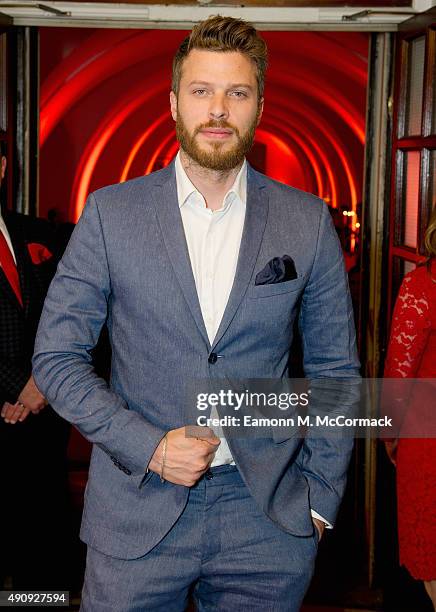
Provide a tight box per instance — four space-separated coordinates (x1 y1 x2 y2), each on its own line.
81 465 319 612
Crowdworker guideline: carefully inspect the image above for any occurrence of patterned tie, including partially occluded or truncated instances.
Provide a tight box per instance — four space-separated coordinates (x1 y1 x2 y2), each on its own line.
0 230 23 306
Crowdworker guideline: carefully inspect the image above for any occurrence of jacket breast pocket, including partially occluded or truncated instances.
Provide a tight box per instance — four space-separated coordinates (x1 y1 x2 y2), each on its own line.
246 275 307 299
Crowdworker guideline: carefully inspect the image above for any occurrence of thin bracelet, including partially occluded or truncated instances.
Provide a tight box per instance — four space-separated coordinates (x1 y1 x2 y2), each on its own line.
160 434 168 482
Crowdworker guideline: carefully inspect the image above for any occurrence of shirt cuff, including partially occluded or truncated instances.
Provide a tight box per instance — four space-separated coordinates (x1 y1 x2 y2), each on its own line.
310 509 333 529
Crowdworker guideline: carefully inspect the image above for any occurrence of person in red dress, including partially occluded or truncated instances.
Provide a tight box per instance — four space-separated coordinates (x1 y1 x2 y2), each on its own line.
384 205 436 610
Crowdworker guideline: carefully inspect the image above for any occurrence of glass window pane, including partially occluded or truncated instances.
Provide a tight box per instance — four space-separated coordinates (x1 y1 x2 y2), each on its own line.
432 55 436 135
404 260 416 275
418 150 436 254
392 257 417 306
405 36 426 136
398 151 420 249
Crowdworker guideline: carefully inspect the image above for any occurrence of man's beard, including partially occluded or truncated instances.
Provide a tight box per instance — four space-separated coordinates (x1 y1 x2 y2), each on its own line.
175 112 258 172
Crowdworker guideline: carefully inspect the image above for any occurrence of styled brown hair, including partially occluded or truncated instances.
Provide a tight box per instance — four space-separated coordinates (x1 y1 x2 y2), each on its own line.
424 205 436 261
172 15 268 100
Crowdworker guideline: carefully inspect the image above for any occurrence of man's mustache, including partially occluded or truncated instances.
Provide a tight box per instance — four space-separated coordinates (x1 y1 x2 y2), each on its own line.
194 121 240 136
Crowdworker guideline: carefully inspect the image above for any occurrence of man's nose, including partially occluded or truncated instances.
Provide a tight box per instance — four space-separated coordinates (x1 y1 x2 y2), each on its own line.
208 93 228 121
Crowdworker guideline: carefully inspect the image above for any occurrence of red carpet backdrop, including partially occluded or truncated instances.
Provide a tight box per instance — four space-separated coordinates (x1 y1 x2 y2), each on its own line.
39 29 368 223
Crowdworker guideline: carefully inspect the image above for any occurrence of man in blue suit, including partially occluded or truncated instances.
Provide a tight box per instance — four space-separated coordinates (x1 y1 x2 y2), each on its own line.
33 15 360 612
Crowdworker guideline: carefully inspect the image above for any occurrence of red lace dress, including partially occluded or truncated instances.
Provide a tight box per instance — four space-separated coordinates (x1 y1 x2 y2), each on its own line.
384 259 436 581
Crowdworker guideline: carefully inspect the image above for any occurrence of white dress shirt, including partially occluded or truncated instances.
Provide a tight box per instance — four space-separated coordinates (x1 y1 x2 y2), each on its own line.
175 152 245 466
0 210 17 263
174 152 331 528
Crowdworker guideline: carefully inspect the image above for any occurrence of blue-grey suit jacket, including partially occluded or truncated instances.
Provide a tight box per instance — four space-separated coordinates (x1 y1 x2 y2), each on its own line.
33 161 360 560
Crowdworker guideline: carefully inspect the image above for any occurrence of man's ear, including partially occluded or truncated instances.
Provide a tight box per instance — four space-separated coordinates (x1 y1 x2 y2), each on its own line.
256 98 264 126
170 91 178 122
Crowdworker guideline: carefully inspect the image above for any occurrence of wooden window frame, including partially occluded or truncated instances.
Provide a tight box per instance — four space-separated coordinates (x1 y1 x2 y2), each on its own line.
387 25 436 321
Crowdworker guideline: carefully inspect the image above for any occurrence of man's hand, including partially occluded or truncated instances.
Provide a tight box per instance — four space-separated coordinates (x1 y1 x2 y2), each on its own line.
312 517 325 542
17 375 47 414
148 426 221 487
1 401 31 424
1 376 47 424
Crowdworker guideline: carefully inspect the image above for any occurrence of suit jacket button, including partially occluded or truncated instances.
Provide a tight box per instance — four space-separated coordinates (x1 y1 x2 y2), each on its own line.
208 353 218 364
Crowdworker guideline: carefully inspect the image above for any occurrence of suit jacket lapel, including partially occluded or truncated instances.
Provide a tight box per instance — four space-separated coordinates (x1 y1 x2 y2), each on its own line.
211 167 269 350
151 162 210 348
14 238 32 317
0 217 27 313
0 266 23 311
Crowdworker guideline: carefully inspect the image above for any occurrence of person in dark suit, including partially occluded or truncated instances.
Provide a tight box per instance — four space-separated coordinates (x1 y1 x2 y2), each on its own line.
33 16 360 611
0 143 72 590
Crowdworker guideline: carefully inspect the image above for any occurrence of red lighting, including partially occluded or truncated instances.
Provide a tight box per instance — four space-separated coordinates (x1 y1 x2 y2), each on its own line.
39 28 368 233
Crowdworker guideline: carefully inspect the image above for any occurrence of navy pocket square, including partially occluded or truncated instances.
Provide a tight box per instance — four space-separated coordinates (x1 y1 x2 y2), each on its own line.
255 255 298 285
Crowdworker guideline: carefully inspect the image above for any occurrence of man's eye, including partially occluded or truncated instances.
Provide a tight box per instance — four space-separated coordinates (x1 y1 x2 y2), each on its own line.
193 89 207 96
230 91 247 98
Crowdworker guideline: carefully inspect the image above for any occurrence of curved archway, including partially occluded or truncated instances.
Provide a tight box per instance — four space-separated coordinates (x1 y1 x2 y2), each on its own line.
39 28 368 232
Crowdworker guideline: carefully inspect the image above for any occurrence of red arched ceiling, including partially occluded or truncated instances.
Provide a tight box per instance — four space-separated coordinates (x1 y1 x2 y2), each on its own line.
39 28 368 224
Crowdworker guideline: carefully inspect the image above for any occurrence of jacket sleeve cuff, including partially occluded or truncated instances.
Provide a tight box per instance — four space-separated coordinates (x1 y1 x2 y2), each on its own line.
310 508 333 529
